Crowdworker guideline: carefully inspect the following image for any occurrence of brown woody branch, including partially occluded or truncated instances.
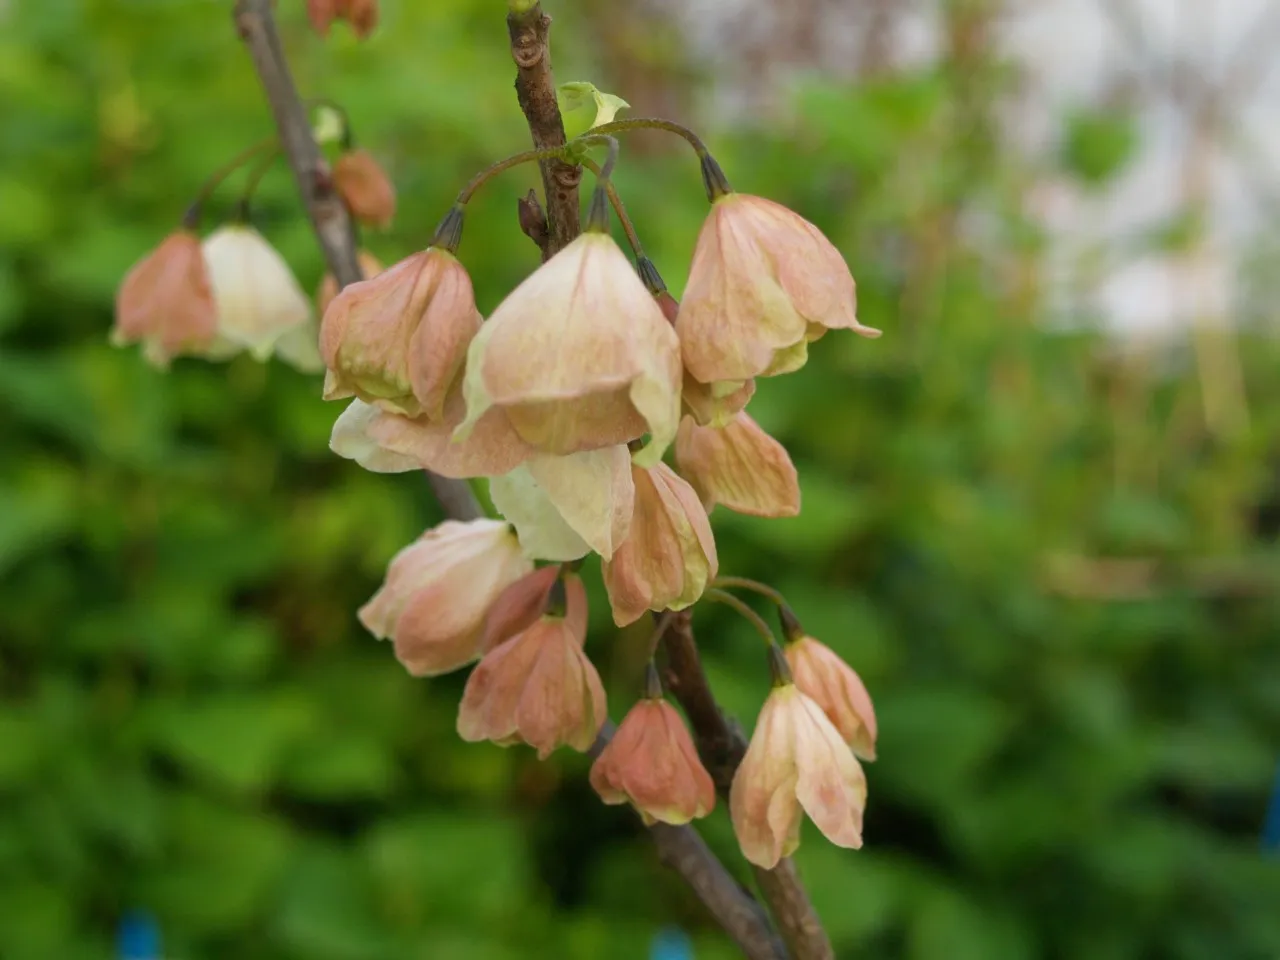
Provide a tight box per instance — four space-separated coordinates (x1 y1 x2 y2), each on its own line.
232 0 782 954
507 3 581 258
662 613 835 960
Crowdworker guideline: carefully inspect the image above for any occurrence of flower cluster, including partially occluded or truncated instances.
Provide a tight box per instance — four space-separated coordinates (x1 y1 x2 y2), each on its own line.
113 91 882 869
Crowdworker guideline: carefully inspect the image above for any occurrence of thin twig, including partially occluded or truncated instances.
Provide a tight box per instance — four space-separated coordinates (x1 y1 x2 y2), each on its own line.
232 1 785 953
661 611 836 960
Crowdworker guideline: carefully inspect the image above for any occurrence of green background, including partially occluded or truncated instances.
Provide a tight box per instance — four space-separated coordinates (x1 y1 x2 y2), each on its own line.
2 0 1279 957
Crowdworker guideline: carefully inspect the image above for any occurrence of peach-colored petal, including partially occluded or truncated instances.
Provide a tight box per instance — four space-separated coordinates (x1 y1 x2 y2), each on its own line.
459 233 681 461
681 373 755 428
793 694 866 850
333 148 395 227
786 636 877 759
479 565 561 653
113 231 218 366
675 412 800 518
457 626 545 744
316 251 383 316
321 248 480 419
601 463 717 626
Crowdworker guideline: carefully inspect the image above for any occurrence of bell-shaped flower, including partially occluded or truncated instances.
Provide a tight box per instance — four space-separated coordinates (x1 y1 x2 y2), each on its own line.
329 388 534 478
201 225 312 360
785 633 877 760
358 519 531 677
677 194 881 388
317 250 384 316
601 463 717 626
113 230 219 368
333 148 396 228
590 685 716 825
308 0 378 39
320 247 480 419
674 412 800 518
457 574 607 758
458 232 681 465
490 446 635 561
729 681 867 869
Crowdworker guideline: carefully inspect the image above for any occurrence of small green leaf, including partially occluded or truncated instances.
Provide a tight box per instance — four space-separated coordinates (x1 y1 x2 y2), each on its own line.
558 81 630 142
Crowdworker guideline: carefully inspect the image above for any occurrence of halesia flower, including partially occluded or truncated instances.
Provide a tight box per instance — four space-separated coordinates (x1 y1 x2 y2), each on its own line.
590 683 716 825
458 232 681 466
490 445 635 562
321 247 480 419
785 633 877 760
112 230 218 367
329 390 534 479
317 250 384 316
730 681 867 869
601 463 717 627
457 574 607 759
201 225 312 359
333 148 396 228
358 519 531 677
675 412 800 518
308 0 378 39
677 193 881 388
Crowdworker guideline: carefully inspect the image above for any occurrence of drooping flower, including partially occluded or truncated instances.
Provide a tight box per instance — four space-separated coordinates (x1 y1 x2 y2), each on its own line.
784 630 877 760
320 248 480 419
458 232 681 465
201 225 311 360
729 680 867 869
489 445 635 561
677 193 881 389
601 463 717 626
328 390 534 479
674 412 800 518
317 250 384 315
112 230 219 367
358 519 531 677
308 0 378 39
457 573 607 759
332 148 396 228
590 674 716 825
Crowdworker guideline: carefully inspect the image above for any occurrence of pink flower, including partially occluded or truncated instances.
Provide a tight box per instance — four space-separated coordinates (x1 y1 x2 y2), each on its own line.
677 194 880 389
112 230 218 367
358 519 531 677
457 574 607 758
590 695 716 825
729 683 867 869
601 463 717 626
333 148 396 228
458 232 681 465
674 412 800 518
785 635 877 760
321 247 481 420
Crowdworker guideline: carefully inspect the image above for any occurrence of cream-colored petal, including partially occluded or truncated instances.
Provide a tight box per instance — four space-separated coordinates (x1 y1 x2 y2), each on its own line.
202 226 310 358
490 466 592 562
330 399 421 473
526 447 635 559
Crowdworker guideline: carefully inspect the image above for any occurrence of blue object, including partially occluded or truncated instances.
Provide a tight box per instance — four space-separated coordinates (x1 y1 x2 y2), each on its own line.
651 926 693 960
1265 765 1280 853
117 910 160 960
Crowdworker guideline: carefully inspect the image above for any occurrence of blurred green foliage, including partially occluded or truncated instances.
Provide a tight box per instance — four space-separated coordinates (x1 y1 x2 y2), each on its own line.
2 1 1280 959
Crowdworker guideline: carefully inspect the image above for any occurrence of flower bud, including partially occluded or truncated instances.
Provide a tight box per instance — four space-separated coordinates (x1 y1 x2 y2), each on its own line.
201 225 311 360
308 0 378 39
784 634 877 760
113 230 218 367
457 574 607 758
359 519 531 677
729 683 867 869
601 463 717 626
677 194 881 389
333 148 395 228
489 446 635 561
675 412 800 518
590 694 716 825
320 247 480 419
317 251 384 316
458 233 681 465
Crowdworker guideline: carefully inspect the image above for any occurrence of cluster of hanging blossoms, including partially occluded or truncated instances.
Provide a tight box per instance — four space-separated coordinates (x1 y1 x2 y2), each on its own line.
113 84 880 866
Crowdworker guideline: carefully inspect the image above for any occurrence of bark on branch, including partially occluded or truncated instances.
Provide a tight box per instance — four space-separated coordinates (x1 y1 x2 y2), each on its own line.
662 613 836 960
231 1 784 955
